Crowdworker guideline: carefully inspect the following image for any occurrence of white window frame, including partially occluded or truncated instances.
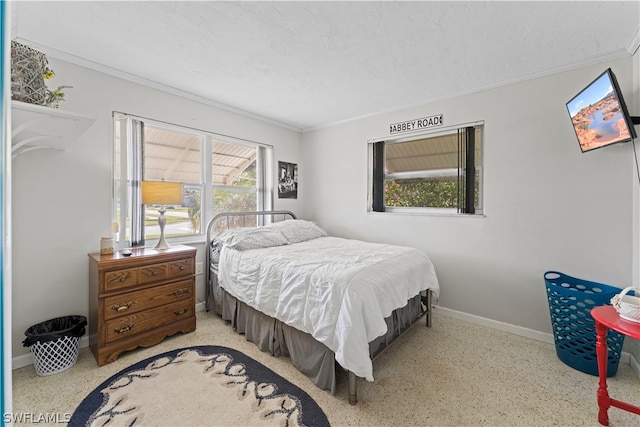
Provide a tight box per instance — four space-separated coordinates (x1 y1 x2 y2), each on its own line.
368 121 484 215
113 112 273 247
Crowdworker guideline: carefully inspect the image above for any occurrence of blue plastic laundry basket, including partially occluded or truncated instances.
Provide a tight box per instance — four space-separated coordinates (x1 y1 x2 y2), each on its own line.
544 271 625 377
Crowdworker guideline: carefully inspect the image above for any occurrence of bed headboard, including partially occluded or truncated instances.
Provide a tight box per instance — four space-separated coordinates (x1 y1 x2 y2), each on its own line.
204 210 296 312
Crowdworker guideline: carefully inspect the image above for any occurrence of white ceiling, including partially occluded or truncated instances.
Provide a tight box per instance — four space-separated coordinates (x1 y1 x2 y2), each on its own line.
11 1 640 132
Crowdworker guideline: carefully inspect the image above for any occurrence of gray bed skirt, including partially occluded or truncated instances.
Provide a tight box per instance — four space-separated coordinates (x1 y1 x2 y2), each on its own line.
211 270 426 395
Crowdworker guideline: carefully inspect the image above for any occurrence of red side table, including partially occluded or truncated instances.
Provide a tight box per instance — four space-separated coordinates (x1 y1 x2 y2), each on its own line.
591 306 640 426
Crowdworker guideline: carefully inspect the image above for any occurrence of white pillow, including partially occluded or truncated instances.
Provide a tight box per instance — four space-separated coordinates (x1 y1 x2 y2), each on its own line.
216 227 288 251
268 219 327 244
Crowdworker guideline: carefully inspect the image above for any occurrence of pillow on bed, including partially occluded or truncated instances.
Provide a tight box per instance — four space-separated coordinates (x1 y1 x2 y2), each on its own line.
216 227 289 251
268 219 327 244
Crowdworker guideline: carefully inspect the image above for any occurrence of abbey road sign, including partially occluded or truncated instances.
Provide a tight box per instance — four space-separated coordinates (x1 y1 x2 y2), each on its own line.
390 114 443 135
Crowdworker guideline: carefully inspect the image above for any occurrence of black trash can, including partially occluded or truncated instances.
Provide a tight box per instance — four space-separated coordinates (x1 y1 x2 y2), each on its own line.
22 315 87 376
544 271 625 377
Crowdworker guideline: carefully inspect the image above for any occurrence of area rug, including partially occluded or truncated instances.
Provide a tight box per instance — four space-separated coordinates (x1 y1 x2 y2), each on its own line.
69 345 330 426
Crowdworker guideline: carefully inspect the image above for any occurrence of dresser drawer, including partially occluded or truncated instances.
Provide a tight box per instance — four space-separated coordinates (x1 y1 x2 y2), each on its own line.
139 263 168 285
104 268 139 292
103 259 187 292
104 299 194 344
168 258 194 278
103 279 194 321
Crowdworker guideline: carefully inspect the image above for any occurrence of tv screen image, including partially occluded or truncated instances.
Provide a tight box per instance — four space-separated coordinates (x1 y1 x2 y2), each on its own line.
566 68 637 153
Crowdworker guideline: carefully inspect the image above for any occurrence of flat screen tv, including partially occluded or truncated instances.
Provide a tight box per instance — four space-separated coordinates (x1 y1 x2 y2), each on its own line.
566 68 637 153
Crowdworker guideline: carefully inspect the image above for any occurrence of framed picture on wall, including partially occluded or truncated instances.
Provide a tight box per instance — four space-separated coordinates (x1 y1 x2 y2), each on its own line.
278 161 298 199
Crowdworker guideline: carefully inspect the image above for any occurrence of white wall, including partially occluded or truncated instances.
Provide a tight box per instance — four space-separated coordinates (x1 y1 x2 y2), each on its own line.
301 57 637 334
11 59 302 359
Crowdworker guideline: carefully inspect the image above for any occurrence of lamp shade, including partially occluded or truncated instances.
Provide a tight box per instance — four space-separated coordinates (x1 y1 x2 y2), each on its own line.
141 181 184 205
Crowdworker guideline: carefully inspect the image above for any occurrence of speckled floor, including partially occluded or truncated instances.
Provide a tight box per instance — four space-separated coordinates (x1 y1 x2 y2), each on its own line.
11 311 640 426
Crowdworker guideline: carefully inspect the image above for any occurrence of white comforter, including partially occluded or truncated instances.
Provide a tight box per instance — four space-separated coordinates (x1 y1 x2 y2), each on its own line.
218 236 439 381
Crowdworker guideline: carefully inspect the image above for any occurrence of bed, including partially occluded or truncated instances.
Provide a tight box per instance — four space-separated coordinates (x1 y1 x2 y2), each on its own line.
205 211 439 404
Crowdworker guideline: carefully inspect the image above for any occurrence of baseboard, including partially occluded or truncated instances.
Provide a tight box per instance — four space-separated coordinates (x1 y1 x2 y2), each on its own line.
433 305 638 377
432 306 555 344
12 301 209 370
195 300 206 313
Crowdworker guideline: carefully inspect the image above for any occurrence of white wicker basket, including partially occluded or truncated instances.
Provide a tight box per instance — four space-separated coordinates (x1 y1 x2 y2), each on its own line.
611 287 640 323
31 335 80 376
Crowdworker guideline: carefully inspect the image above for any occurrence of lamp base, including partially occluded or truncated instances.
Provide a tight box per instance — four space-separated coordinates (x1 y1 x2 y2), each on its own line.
154 208 171 250
153 237 172 250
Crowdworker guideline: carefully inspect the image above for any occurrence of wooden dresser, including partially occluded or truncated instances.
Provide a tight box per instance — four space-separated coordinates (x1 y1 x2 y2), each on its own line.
88 244 197 366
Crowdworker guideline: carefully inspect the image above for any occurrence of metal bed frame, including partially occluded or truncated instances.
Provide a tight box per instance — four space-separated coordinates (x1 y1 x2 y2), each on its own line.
205 210 297 312
204 210 433 404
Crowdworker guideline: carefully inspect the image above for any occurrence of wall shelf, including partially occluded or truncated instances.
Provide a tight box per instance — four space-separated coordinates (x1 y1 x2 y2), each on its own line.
11 100 96 158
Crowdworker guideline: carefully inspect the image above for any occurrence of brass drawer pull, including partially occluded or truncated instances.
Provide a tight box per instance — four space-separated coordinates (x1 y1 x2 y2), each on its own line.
179 265 185 271
119 273 129 282
112 302 133 312
114 324 133 334
151 271 158 276
172 288 189 297
174 308 188 316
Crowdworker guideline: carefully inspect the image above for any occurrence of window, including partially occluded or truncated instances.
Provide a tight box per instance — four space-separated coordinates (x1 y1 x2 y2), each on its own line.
369 122 483 214
114 113 273 246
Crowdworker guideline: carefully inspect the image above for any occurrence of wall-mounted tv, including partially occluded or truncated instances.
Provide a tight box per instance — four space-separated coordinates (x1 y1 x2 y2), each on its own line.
566 68 637 153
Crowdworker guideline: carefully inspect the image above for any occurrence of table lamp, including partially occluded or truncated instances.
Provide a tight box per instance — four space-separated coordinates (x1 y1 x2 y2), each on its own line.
141 180 183 250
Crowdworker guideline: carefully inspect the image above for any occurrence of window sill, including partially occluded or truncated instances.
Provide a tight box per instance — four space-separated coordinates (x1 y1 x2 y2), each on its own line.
171 236 208 246
368 209 485 218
